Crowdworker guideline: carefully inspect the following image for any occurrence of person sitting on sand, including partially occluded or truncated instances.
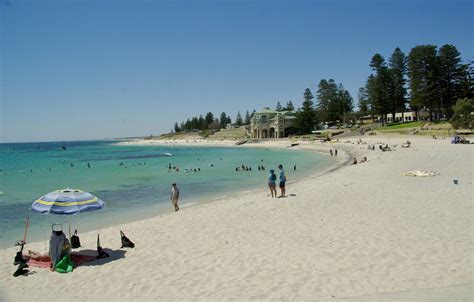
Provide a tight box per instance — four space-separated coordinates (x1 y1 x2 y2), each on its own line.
27 226 71 270
268 170 277 198
360 156 367 163
402 140 411 148
352 157 358 165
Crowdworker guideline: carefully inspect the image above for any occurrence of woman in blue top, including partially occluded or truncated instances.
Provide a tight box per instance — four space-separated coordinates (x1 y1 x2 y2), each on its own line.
268 169 277 198
278 164 286 197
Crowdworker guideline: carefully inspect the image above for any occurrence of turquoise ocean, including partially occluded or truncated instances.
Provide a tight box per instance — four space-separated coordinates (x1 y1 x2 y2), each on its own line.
0 140 331 248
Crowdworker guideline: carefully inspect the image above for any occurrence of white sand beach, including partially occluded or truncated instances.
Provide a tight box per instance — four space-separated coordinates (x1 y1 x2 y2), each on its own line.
1 136 472 301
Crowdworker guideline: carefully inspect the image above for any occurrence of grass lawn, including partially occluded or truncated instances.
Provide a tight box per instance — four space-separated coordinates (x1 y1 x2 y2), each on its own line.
375 121 456 136
379 121 424 130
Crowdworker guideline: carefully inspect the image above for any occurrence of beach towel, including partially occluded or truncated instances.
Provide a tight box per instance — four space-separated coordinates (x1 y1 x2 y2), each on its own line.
403 170 440 177
27 253 98 269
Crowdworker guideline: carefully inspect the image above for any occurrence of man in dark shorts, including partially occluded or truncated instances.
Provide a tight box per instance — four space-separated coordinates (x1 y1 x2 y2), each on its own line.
278 164 286 197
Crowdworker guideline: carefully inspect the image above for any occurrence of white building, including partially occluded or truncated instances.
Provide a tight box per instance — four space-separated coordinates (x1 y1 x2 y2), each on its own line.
250 108 297 138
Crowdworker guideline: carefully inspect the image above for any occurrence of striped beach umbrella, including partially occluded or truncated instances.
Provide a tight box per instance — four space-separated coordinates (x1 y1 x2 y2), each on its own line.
31 188 105 215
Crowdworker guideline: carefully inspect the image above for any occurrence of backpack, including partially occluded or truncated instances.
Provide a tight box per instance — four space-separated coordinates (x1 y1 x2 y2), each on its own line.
120 230 135 248
71 230 81 249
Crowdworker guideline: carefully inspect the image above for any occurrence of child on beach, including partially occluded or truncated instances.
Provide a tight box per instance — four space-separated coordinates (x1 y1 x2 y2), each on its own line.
171 183 180 212
268 170 277 198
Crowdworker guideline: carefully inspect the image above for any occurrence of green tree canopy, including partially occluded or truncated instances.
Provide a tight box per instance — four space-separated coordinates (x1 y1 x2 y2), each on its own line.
438 44 467 118
275 102 282 111
295 88 317 134
204 112 214 128
235 111 243 126
408 45 439 120
389 47 408 118
220 112 228 128
357 86 370 116
244 110 251 125
316 79 353 123
174 122 181 132
368 53 391 123
449 98 474 129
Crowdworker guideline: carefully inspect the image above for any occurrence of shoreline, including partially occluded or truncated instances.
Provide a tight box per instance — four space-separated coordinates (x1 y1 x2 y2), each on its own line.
0 139 345 251
1 136 472 301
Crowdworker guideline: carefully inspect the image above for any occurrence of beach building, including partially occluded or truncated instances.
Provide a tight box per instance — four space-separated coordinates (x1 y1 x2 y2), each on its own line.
386 110 430 123
250 107 297 138
357 110 431 124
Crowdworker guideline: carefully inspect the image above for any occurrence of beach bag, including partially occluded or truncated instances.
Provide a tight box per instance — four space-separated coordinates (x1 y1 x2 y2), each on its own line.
120 230 135 248
96 234 110 259
55 254 73 273
71 230 81 249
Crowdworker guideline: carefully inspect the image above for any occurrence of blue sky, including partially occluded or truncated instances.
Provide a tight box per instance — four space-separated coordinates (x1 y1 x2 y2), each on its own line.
1 0 472 142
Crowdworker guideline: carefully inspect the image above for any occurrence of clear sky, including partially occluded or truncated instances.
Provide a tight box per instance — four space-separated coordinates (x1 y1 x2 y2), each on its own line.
1 0 472 142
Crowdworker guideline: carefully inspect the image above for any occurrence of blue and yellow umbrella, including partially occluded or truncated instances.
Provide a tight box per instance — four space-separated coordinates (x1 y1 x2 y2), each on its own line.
31 188 105 215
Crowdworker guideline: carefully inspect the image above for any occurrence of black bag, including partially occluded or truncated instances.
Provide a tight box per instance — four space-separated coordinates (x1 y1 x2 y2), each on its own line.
71 230 81 249
96 234 109 259
120 230 135 248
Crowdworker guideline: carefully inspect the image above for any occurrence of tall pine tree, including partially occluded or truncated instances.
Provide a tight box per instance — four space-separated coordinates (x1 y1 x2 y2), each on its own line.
408 45 439 120
295 88 317 134
438 44 466 118
357 86 370 116
244 110 251 125
174 122 181 132
235 111 243 126
286 101 295 111
204 112 214 129
368 54 391 124
389 47 407 121
219 112 227 128
276 102 283 111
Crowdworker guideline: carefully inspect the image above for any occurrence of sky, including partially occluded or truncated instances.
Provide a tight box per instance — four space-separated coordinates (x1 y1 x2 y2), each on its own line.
1 0 473 142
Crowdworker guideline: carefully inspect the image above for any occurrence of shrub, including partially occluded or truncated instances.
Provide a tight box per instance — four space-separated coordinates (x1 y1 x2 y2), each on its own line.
450 98 474 129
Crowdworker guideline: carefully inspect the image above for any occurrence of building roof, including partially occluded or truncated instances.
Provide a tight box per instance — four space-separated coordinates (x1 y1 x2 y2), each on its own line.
258 108 294 115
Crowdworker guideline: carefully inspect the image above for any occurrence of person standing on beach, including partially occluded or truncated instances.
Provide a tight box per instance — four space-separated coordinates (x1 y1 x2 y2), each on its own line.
268 170 277 198
171 183 180 212
335 149 338 157
278 164 286 197
330 149 333 157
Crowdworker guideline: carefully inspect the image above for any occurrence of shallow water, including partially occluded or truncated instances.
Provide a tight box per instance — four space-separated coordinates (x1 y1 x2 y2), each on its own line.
0 140 331 248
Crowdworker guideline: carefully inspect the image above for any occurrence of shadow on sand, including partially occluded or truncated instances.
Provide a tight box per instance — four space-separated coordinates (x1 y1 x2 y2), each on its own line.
74 248 127 267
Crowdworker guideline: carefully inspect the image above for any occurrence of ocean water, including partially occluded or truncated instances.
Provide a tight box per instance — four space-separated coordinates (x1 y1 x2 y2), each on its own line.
0 140 331 248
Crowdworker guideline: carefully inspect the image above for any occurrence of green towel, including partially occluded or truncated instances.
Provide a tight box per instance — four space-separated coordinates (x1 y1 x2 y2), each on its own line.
55 254 73 273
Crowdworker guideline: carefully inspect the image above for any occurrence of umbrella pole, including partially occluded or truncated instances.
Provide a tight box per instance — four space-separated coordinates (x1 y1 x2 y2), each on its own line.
68 216 72 240
43 229 47 252
22 216 29 244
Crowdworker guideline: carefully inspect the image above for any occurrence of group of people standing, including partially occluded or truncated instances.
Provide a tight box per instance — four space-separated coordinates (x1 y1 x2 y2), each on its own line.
169 164 289 212
267 164 286 198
